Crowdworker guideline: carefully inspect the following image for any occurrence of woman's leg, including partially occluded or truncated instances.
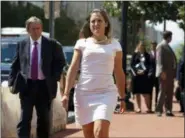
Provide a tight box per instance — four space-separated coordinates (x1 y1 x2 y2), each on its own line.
148 93 153 111
94 119 110 138
135 94 141 112
82 122 94 138
143 94 151 112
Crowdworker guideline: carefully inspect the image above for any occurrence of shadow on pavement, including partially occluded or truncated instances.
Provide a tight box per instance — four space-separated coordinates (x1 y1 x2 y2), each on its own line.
52 128 81 138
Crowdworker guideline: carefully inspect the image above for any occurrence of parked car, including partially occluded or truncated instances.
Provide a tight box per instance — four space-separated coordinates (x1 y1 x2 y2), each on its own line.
62 46 75 111
1 37 71 82
1 27 49 37
1 36 27 82
62 46 74 65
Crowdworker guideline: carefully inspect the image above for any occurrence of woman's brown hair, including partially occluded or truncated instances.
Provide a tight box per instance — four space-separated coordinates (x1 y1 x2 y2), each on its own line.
135 41 146 53
79 9 112 39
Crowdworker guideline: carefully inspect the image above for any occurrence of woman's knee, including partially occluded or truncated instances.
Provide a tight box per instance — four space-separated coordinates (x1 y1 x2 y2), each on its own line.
82 122 94 138
94 120 110 138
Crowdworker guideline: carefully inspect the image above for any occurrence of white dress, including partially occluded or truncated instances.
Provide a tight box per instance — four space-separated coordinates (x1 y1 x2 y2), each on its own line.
73 38 122 126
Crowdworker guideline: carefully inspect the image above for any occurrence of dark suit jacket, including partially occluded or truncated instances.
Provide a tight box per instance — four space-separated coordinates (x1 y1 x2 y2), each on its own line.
130 52 151 76
177 58 184 89
155 40 177 78
8 36 66 100
149 50 156 77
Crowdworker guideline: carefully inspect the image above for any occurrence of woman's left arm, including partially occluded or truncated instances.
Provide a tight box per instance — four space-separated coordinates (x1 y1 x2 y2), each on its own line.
145 53 151 75
113 51 126 99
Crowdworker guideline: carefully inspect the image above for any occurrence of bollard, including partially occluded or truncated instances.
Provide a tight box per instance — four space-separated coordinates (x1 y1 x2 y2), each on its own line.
1 84 67 138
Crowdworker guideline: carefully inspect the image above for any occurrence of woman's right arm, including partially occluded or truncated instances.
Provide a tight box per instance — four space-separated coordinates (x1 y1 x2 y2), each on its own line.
62 49 82 97
130 52 137 75
130 52 136 67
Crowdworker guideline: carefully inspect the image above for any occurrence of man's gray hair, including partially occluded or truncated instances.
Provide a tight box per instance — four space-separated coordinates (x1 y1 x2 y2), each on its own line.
25 16 42 31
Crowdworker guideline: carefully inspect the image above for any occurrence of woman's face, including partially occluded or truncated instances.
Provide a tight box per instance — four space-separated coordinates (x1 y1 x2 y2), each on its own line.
90 12 107 37
138 45 144 53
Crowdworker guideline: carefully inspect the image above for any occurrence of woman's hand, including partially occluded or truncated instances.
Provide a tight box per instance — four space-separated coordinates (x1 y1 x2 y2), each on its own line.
137 70 144 75
119 101 126 114
61 94 69 110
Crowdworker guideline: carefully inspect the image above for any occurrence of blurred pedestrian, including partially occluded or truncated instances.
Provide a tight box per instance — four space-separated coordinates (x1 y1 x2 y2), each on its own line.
155 31 177 117
176 56 184 113
130 41 153 113
149 41 159 111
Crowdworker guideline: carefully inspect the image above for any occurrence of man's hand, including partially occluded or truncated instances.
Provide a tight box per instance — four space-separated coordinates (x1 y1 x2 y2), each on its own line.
176 81 182 91
161 72 166 80
9 86 13 93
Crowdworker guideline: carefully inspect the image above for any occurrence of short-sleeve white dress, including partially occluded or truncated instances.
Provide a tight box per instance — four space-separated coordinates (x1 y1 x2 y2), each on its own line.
73 37 122 126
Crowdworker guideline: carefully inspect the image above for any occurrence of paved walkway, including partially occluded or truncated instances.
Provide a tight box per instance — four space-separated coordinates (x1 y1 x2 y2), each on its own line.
52 98 184 138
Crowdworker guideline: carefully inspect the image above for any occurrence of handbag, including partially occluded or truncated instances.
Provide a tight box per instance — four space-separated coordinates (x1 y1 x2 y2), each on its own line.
11 72 26 94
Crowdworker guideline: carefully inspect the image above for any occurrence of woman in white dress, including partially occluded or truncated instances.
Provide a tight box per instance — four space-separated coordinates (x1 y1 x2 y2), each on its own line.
61 9 126 138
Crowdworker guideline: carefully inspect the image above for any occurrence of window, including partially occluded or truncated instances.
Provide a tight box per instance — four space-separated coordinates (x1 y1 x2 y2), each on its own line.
1 43 17 63
65 52 73 64
61 1 67 10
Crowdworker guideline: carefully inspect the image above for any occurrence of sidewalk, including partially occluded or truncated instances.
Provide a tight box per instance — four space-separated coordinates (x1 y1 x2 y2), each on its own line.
52 100 184 138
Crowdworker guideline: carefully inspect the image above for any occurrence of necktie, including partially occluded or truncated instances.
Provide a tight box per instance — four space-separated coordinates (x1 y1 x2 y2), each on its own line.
154 50 156 59
31 41 38 80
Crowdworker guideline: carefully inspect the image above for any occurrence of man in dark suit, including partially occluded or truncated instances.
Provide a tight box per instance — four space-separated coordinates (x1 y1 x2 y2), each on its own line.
149 41 159 111
155 31 177 117
176 56 184 113
8 16 66 138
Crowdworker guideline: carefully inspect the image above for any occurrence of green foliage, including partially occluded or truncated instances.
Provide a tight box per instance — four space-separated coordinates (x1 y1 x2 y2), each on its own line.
1 1 80 45
2 2 45 28
178 5 185 31
104 1 184 24
55 9 80 45
104 1 185 31
103 1 185 54
104 1 185 33
175 43 184 63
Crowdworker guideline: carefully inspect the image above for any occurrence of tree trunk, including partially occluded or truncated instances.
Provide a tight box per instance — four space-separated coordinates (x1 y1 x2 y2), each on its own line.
163 20 166 31
132 20 137 52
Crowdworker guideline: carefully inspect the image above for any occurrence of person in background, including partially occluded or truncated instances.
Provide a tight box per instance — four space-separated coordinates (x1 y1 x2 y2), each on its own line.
155 31 177 117
148 41 159 112
130 41 153 113
176 56 184 113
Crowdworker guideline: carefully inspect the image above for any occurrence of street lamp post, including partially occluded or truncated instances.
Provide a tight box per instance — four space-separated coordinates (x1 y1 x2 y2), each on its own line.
120 1 128 74
120 2 134 110
49 1 55 38
49 1 55 134
163 20 166 31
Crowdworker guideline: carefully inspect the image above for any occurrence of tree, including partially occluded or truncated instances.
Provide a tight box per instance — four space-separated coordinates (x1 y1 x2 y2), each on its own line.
1 1 80 45
1 2 45 28
175 43 184 63
104 1 183 24
178 4 185 31
103 1 184 53
55 9 80 45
